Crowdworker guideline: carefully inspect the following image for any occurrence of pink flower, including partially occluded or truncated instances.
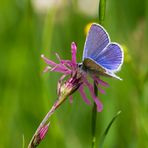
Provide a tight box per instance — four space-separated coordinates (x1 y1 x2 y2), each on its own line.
39 123 49 140
41 42 109 112
31 123 50 147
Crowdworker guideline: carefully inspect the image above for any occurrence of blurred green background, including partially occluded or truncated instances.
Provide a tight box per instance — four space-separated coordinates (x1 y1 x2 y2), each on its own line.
0 0 148 147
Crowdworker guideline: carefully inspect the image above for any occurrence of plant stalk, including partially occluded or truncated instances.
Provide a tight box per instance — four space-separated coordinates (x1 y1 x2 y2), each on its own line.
91 0 106 147
28 95 67 148
99 0 106 25
91 83 98 148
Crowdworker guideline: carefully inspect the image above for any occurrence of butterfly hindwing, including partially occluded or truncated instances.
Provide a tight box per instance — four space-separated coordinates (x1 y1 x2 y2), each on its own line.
83 58 122 80
94 43 123 72
83 58 106 73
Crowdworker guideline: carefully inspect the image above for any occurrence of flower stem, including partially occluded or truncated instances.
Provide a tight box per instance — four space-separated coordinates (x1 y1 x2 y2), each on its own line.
28 95 67 148
91 83 98 148
28 103 56 148
91 0 106 147
98 0 106 25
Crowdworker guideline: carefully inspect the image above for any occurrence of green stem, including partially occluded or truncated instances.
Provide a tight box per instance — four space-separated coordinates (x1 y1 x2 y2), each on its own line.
28 94 67 148
98 0 106 25
91 0 106 148
91 83 98 148
28 102 56 148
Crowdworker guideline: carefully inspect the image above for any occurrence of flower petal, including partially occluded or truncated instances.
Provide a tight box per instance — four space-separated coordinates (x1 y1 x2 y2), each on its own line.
94 80 106 94
39 123 50 140
69 95 73 103
55 53 61 62
43 66 51 72
71 42 77 66
93 76 109 87
41 54 56 67
50 64 71 74
57 74 67 95
79 85 91 105
83 78 103 112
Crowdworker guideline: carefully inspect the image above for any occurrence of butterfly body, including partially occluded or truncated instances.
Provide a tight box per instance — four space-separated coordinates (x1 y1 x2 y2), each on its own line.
81 23 124 80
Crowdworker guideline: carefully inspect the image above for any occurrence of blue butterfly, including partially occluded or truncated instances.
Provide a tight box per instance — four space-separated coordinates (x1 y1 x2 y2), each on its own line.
81 23 124 80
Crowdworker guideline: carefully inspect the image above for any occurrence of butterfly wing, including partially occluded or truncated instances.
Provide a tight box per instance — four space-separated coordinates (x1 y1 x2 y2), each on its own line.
83 58 122 80
82 23 124 79
94 43 124 72
83 58 106 74
83 23 110 60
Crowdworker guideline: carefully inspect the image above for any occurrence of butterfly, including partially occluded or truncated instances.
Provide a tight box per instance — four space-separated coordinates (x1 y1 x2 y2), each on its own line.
81 23 124 80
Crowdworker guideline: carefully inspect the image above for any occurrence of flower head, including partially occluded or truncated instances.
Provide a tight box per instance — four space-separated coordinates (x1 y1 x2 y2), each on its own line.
32 123 50 147
41 42 109 112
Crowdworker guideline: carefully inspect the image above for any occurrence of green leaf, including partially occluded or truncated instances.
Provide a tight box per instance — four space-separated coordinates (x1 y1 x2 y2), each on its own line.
99 111 122 148
22 134 25 148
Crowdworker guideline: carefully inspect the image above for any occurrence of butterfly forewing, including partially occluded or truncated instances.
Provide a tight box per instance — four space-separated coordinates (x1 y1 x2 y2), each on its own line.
83 24 110 60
